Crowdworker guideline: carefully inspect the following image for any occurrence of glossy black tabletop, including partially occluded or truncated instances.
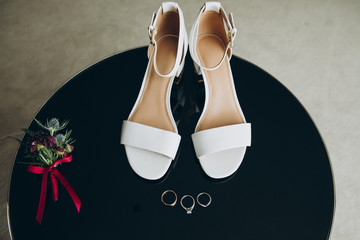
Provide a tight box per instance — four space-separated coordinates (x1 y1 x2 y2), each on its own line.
8 47 334 240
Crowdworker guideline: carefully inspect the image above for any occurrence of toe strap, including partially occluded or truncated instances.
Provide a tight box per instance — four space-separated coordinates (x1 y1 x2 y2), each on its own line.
191 123 251 158
121 121 181 159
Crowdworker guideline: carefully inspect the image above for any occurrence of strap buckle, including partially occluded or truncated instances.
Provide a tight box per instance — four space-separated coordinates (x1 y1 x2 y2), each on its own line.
148 11 157 44
148 25 157 44
228 27 237 47
227 12 236 47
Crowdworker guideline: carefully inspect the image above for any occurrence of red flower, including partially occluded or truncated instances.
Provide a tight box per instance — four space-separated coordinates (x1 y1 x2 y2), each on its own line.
26 132 56 155
30 141 38 153
43 136 56 148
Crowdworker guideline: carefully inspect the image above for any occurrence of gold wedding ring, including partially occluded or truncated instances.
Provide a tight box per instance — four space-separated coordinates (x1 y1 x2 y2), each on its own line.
161 190 177 207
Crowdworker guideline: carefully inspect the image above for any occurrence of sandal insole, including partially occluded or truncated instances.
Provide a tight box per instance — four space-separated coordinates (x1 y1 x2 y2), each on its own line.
129 35 178 132
196 13 244 132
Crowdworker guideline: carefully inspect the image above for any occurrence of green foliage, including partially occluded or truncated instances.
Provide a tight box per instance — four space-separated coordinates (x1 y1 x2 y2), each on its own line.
21 128 35 136
38 147 56 165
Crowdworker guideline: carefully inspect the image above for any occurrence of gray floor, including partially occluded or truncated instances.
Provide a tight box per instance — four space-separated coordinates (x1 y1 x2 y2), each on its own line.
1 0 359 239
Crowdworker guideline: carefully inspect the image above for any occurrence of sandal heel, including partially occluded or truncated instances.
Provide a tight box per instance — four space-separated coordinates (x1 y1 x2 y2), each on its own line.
193 60 202 76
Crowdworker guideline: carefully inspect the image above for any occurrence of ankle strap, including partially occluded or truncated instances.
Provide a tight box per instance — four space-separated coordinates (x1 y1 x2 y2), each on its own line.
147 2 187 78
190 2 237 71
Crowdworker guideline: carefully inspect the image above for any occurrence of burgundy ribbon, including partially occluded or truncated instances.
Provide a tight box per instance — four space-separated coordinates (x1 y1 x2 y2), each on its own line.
28 155 81 224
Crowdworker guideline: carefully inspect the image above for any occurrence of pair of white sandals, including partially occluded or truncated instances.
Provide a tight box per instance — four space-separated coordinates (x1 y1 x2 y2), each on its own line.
121 2 251 180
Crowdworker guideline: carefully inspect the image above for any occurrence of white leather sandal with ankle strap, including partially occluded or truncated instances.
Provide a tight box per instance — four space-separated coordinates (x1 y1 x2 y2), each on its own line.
121 2 187 180
189 2 251 179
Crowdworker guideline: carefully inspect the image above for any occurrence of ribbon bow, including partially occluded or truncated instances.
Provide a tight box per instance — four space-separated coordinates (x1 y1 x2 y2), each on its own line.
28 155 81 224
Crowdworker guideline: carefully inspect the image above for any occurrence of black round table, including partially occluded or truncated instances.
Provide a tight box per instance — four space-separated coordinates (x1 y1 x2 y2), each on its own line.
8 47 334 240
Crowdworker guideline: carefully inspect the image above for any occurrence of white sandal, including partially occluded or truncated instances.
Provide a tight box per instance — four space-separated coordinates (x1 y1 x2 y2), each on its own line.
189 2 251 179
121 2 188 180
